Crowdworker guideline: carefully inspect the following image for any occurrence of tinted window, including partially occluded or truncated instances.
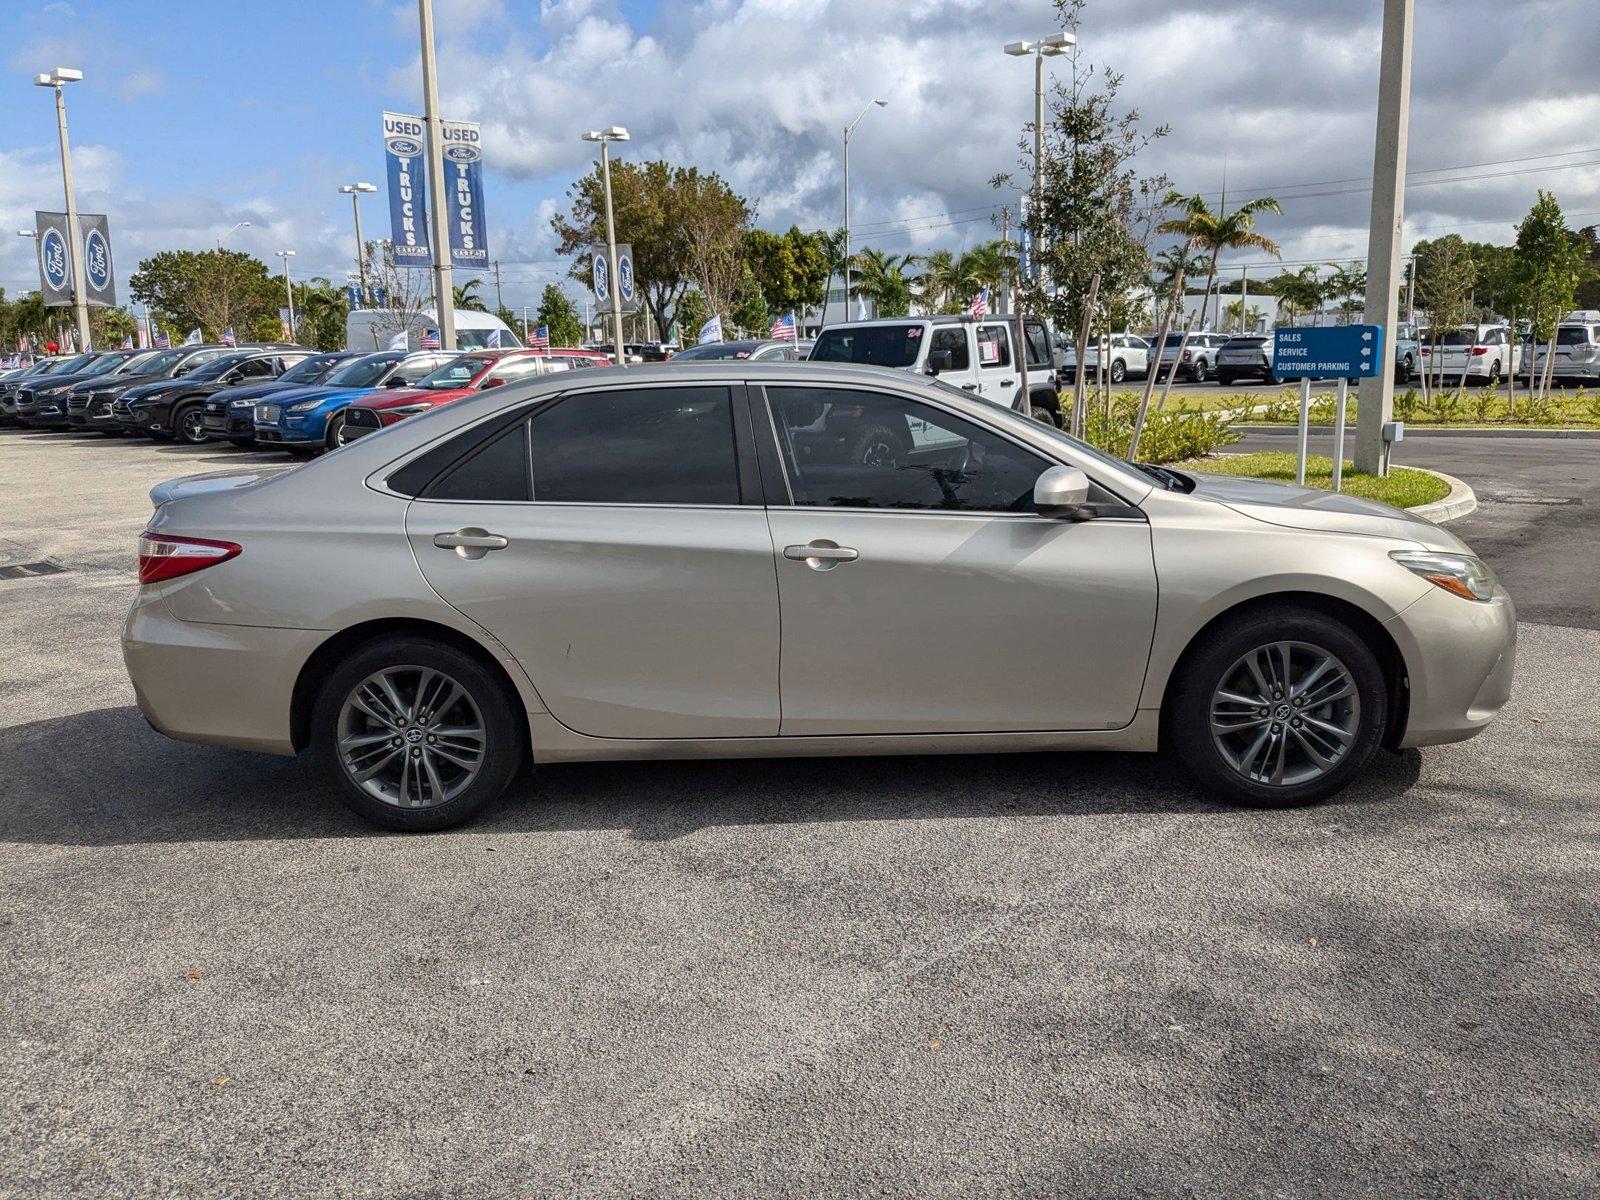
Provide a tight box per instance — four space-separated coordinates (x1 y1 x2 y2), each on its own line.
810 325 925 368
279 353 346 384
529 386 739 505
427 421 532 502
1024 322 1052 366
977 325 1011 368
930 327 969 371
483 357 547 383
766 385 1046 513
187 353 257 381
416 355 493 389
327 353 406 387
1555 327 1593 346
237 358 276 378
671 341 760 360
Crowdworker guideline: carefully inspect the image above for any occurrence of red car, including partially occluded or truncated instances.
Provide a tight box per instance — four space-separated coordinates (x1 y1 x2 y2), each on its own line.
335 349 599 444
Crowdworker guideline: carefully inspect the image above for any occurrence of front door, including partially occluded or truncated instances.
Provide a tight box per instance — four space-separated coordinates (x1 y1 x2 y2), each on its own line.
407 383 780 739
927 325 978 394
760 383 1158 735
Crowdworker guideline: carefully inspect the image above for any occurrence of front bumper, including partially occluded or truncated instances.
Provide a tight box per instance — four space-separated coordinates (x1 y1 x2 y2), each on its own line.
123 590 325 756
1386 585 1517 748
203 407 258 440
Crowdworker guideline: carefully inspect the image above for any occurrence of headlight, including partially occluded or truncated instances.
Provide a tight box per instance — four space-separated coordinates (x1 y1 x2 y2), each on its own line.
287 399 323 413
387 402 435 415
1390 550 1498 602
229 398 255 408
43 384 71 395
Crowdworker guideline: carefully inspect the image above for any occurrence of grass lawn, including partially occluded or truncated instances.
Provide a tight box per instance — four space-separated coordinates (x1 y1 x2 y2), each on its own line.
1178 451 1451 509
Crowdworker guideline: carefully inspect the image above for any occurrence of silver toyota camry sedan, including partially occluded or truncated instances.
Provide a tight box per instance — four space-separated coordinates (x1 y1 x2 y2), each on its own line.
123 362 1515 831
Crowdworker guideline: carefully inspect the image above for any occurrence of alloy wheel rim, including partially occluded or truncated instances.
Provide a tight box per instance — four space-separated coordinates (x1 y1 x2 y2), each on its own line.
181 410 206 441
1209 640 1360 787
336 665 486 809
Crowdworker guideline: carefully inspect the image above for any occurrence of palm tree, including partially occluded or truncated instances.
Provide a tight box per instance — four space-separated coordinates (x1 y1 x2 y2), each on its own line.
452 279 488 312
849 248 916 317
1323 261 1368 325
1149 245 1207 304
955 241 1010 300
915 249 960 313
1274 265 1325 326
1156 192 1283 327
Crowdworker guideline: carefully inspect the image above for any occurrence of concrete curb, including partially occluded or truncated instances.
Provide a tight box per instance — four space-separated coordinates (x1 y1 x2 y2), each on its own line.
1406 467 1477 525
1231 424 1600 439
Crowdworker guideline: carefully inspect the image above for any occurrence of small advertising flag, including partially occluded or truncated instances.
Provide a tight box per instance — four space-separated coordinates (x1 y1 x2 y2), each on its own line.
183 328 202 345
387 331 409 351
420 328 441 349
221 327 236 347
528 325 550 350
698 314 723 345
769 313 796 341
485 328 502 349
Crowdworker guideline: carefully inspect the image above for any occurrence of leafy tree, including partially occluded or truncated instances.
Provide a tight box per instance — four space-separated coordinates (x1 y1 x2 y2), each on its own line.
130 249 282 342
1272 266 1325 326
915 248 962 313
743 227 833 318
848 248 915 317
1572 225 1600 310
1323 260 1368 325
88 306 138 347
452 279 488 312
729 265 769 335
1510 191 1587 396
675 289 710 344
1156 192 1283 328
534 284 584 346
295 279 349 350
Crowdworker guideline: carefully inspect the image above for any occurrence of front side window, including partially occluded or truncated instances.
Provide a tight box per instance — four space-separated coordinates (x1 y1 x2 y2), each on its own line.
415 355 493 389
930 327 969 371
765 385 1046 513
327 353 405 388
529 386 740 505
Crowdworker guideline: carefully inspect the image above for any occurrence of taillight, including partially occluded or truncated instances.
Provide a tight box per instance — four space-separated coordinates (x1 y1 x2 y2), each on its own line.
1469 347 1488 356
138 532 240 584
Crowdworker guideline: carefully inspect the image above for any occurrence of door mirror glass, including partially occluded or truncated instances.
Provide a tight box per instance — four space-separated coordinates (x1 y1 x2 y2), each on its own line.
1033 465 1093 519
925 348 954 376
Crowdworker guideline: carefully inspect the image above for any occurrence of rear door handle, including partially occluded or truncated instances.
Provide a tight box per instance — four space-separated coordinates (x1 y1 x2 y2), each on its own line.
433 528 509 559
784 542 858 570
1000 379 1016 387
960 383 978 392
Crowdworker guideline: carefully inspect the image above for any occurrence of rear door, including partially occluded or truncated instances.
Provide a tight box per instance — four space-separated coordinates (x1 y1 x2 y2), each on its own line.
406 382 781 739
974 322 1018 403
927 325 978 393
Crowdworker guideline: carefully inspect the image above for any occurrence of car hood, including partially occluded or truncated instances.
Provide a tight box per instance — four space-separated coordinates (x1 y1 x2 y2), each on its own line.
150 466 296 507
123 377 203 402
263 383 370 408
358 385 470 410
1180 469 1467 551
208 379 297 405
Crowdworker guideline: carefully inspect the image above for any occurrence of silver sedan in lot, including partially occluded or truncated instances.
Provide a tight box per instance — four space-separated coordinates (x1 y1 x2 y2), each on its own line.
124 362 1515 831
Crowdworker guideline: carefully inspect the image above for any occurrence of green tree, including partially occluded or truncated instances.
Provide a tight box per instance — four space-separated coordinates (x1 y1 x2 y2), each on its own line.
129 249 281 342
1323 261 1368 325
1511 190 1587 396
729 265 769 335
1572 225 1600 310
915 248 961 313
452 279 488 312
1156 192 1283 328
743 226 833 318
1272 266 1325 326
848 248 915 317
675 289 710 344
295 279 349 350
533 283 584 346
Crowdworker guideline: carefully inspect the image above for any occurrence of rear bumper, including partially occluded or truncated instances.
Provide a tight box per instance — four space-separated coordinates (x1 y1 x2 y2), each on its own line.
1386 585 1517 749
122 591 323 756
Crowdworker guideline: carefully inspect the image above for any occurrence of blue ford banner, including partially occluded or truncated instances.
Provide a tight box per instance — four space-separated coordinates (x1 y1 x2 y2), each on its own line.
33 211 73 306
383 112 432 269
441 118 488 270
78 212 116 306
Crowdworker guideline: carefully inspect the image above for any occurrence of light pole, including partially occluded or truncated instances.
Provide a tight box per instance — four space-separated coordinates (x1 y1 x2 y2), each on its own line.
1004 33 1074 285
34 67 91 352
339 183 377 306
276 250 297 341
583 127 630 367
1355 0 1414 477
217 221 251 250
417 0 455 350
842 99 887 321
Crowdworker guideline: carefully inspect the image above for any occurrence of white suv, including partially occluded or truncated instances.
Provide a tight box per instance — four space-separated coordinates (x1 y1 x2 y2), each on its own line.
1524 312 1600 384
1421 324 1521 385
809 315 1062 423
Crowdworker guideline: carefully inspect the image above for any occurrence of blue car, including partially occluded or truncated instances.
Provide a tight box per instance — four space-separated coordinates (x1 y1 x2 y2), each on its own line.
252 350 454 449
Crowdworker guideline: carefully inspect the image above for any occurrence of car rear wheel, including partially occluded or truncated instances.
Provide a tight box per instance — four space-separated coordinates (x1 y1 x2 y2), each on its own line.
311 636 526 832
1217 371 1237 386
1190 359 1209 384
1169 606 1387 807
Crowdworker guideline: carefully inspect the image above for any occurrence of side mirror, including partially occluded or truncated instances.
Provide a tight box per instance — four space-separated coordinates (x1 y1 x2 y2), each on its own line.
925 348 954 376
1033 465 1093 519
481 376 506 389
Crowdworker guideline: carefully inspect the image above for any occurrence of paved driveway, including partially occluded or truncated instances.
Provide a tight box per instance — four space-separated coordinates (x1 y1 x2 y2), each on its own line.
2 429 1596 1197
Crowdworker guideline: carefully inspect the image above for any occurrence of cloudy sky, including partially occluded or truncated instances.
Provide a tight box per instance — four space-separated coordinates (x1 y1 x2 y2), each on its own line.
2 0 1597 314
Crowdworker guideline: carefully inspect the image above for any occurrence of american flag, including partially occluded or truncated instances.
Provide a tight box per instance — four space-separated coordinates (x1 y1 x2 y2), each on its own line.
420 328 441 349
968 287 989 319
120 336 134 349
221 327 236 347
769 313 796 341
528 325 550 350
154 331 171 349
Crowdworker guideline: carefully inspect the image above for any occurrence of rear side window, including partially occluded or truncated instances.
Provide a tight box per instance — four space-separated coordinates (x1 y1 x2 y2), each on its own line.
529 386 740 505
426 421 531 502
977 324 1011 368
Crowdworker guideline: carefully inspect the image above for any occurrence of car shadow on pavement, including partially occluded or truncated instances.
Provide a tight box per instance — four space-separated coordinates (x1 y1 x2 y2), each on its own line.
0 705 1424 847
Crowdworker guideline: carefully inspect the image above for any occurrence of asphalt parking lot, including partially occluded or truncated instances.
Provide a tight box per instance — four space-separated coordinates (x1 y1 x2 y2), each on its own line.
3 428 1598 1197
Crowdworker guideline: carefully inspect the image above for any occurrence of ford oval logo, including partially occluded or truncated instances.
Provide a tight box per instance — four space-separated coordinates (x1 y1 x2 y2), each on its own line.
40 228 70 292
445 145 477 163
387 136 422 157
84 228 112 292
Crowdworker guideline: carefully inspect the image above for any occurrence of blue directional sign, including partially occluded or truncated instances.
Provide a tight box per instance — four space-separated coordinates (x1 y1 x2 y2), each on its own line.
1273 324 1386 379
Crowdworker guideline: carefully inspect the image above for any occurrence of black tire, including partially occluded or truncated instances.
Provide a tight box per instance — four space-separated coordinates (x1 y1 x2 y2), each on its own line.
1217 371 1237 387
1030 405 1059 427
1168 605 1387 808
1485 360 1501 389
1190 359 1208 384
1109 358 1127 384
1395 355 1414 385
847 423 904 468
310 635 526 832
173 402 209 445
324 412 346 451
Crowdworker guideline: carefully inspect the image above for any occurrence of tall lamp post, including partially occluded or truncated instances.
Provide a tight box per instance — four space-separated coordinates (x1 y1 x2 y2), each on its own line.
276 250 297 341
582 127 630 367
34 67 91 353
217 221 251 250
842 99 887 320
1004 33 1074 285
416 0 455 350
338 183 378 307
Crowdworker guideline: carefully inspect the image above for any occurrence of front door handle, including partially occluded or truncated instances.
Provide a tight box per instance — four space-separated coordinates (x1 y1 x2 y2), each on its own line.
961 383 979 392
1000 379 1016 387
784 541 858 571
433 527 509 559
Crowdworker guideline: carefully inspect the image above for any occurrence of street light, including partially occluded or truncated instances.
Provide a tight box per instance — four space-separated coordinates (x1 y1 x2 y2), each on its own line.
842 99 887 320
1004 32 1074 284
34 66 91 352
218 221 251 249
276 250 296 341
338 182 378 308
582 126 631 367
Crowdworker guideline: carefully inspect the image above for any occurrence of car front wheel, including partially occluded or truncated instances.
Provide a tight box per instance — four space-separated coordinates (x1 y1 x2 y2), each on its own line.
173 403 209 445
311 636 526 832
1169 606 1387 807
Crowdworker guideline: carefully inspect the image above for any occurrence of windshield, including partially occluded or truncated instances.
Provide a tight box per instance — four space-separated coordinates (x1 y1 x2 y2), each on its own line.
187 354 256 381
80 354 129 376
672 342 759 360
48 354 99 374
117 351 165 373
280 353 347 384
810 325 925 368
326 353 403 388
415 355 493 389
923 378 1153 495
454 328 521 350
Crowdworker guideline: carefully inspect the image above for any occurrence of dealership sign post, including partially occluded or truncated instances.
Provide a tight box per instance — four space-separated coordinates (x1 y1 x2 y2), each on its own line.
382 112 433 269
1274 324 1386 491
441 119 488 270
35 210 116 309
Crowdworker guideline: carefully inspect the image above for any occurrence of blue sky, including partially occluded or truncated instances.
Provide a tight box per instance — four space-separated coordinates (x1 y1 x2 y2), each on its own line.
3 0 1597 316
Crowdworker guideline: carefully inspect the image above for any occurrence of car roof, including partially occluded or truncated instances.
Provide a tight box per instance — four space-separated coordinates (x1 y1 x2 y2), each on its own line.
822 314 1030 331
